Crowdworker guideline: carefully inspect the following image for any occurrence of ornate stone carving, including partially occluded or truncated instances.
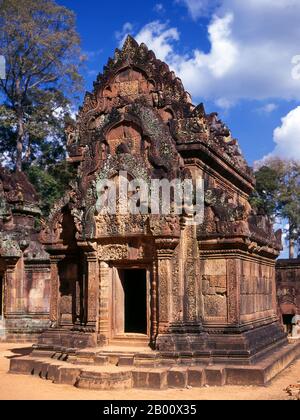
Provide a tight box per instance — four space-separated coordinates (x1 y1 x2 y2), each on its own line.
97 244 128 261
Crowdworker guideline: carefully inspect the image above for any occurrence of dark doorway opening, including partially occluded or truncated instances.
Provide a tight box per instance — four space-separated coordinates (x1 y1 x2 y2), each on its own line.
0 276 3 317
123 269 147 334
283 314 294 335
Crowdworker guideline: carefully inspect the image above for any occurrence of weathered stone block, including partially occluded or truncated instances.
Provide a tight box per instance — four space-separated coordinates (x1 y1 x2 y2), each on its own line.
205 366 226 386
94 356 109 366
226 368 265 386
187 368 205 387
148 369 168 390
167 368 187 388
53 366 82 385
40 362 50 379
132 370 149 388
47 363 62 381
32 360 45 377
118 357 134 366
76 369 132 390
9 358 34 375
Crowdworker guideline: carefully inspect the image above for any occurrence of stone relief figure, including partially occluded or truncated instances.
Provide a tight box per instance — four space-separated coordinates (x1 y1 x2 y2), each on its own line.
65 122 79 147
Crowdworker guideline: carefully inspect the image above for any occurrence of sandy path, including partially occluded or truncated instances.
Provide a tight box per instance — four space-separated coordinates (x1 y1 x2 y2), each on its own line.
0 343 299 400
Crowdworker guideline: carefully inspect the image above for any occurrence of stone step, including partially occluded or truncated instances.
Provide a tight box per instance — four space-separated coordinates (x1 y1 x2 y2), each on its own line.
9 357 210 390
8 340 300 390
109 336 150 348
76 367 133 390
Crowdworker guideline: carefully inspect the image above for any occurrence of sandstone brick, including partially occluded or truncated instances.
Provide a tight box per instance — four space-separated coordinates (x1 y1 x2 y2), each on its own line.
9 358 34 375
167 368 187 388
53 366 82 385
148 370 168 390
205 367 226 386
187 368 205 387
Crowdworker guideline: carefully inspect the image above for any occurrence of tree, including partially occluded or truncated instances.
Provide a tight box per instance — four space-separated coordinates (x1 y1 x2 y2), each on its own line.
26 162 75 216
277 160 300 258
250 165 280 218
253 158 300 259
0 0 84 171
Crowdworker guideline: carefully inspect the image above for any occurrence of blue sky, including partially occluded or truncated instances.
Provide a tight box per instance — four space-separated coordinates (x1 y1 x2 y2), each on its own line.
57 0 300 166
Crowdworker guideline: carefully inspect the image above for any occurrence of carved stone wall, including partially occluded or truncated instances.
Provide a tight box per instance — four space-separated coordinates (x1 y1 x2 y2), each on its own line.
276 259 300 319
202 258 227 322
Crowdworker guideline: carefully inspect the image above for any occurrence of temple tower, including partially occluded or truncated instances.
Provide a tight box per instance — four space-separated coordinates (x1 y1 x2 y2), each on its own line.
37 36 287 363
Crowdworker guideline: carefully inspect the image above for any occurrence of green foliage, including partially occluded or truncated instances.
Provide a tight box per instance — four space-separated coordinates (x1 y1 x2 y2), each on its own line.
277 161 300 234
0 0 84 171
25 162 75 216
250 165 280 217
252 157 300 257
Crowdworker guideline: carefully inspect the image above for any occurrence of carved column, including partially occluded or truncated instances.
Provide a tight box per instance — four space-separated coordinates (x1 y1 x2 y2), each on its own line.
155 239 178 335
227 258 241 326
85 251 98 331
150 262 158 347
49 256 61 324
183 225 201 325
98 261 111 345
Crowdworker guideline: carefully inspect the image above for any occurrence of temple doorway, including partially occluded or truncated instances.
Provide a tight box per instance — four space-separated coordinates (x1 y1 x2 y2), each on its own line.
123 269 147 334
113 267 150 340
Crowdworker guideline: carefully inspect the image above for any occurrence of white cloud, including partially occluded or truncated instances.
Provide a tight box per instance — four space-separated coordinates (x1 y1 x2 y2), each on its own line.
177 0 220 19
215 97 235 110
272 106 300 159
130 1 300 106
135 21 180 63
257 103 278 114
154 3 165 13
257 106 300 163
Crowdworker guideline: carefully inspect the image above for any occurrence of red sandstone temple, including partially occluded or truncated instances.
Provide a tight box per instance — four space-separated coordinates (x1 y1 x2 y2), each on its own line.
3 37 300 388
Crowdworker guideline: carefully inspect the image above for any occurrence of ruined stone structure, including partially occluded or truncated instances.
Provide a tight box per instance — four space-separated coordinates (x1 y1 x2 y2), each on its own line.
276 259 300 334
0 167 50 341
10 37 300 388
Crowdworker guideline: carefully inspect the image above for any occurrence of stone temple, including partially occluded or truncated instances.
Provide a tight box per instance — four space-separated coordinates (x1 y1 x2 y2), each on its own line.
7 37 300 388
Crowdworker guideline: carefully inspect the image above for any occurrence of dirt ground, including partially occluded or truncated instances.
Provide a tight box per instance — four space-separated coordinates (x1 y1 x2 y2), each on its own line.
0 343 299 400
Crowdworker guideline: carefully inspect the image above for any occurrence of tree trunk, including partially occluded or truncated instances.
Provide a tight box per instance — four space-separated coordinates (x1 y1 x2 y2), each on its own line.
289 224 295 259
16 110 24 172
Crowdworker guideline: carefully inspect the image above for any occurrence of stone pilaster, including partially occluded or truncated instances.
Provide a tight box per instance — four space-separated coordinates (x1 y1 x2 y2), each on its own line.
227 258 241 326
49 256 61 324
155 239 179 333
85 251 98 331
98 261 110 345
183 224 202 325
150 262 158 347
